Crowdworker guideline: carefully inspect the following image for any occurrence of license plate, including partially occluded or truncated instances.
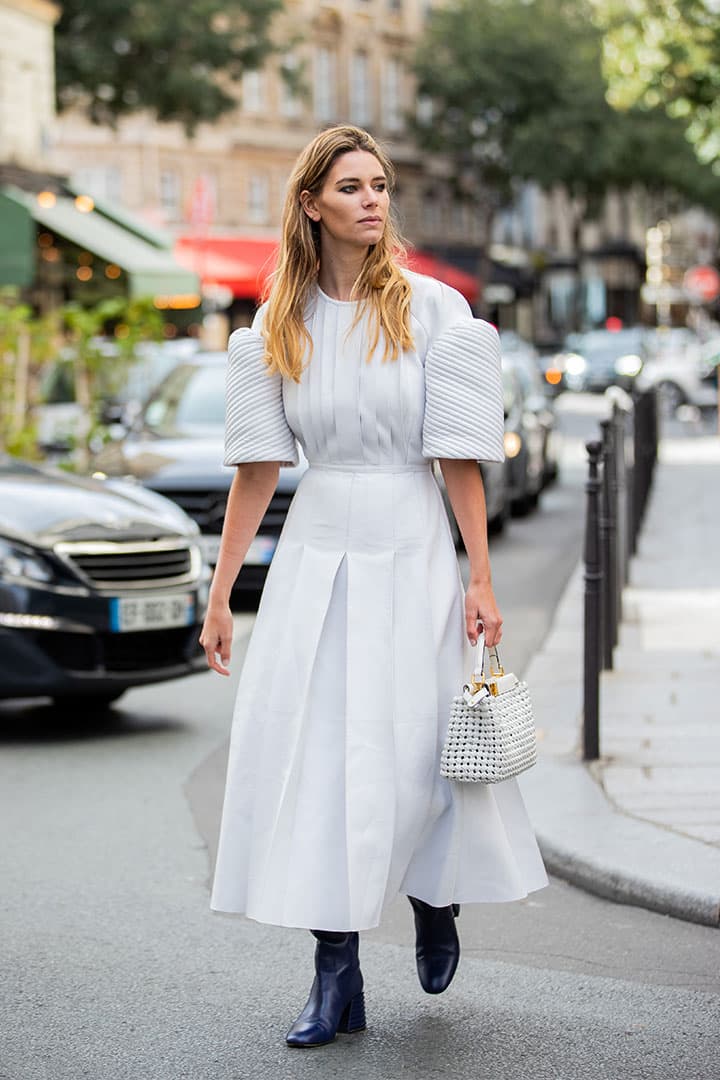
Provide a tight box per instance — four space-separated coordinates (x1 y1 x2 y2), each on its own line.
109 594 195 633
199 534 277 566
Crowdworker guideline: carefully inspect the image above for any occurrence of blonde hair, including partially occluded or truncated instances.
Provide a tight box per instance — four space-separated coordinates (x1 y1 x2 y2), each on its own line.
262 125 414 382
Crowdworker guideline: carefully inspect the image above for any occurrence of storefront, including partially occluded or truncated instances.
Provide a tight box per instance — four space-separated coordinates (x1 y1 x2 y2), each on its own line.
0 169 200 313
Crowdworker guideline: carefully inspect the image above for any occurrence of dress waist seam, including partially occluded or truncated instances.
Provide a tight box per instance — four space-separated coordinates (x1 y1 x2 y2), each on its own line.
308 462 431 475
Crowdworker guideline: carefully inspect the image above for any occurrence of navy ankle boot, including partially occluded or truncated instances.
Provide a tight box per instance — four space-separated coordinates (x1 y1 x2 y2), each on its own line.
285 930 366 1048
408 897 461 994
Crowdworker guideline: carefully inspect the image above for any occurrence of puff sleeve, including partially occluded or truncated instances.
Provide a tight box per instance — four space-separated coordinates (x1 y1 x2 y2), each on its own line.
223 328 299 467
422 317 505 463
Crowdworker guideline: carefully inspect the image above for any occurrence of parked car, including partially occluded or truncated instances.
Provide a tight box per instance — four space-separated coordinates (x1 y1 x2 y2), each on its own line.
635 329 719 413
0 457 209 708
501 338 560 486
36 338 197 454
552 328 646 394
92 352 307 596
502 366 546 514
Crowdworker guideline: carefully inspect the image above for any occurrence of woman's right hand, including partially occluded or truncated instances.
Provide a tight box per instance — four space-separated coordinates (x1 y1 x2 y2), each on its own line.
199 603 234 676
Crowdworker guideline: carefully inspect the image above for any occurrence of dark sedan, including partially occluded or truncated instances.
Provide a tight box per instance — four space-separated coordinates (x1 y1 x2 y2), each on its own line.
0 459 209 707
93 352 307 596
554 328 645 393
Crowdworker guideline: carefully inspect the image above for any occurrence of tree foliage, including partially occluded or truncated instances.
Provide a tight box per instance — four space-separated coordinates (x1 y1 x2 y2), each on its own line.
412 0 720 215
595 0 720 165
55 0 283 133
0 292 163 465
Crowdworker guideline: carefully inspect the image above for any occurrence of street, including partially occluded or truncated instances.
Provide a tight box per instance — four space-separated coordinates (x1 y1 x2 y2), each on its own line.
2 396 719 1080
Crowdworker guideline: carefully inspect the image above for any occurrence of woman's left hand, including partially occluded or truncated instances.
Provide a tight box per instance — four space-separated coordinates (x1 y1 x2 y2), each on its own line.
465 580 503 647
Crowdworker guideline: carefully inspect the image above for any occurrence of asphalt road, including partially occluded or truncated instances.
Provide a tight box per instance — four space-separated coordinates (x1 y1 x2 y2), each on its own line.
1 395 719 1080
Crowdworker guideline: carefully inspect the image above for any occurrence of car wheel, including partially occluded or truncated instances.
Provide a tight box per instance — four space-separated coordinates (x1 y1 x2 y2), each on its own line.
511 491 533 517
656 380 685 415
52 691 126 712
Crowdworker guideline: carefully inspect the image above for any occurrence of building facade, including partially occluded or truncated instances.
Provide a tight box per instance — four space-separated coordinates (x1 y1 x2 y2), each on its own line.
0 0 59 168
49 0 484 254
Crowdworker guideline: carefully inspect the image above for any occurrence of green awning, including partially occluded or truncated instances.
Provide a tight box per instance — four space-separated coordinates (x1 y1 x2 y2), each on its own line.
0 187 199 299
0 191 35 287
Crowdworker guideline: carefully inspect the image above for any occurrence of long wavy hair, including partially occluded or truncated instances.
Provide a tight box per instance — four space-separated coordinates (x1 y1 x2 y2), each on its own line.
261 125 414 382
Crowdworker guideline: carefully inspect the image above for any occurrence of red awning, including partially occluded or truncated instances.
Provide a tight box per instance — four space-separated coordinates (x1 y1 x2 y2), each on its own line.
174 235 278 299
175 235 479 305
404 249 479 305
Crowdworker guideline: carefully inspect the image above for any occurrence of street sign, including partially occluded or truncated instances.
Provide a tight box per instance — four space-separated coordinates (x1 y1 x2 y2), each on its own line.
683 265 720 302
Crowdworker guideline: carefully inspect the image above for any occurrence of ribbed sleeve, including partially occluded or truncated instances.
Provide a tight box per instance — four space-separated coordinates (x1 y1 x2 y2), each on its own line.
422 320 505 462
223 328 299 467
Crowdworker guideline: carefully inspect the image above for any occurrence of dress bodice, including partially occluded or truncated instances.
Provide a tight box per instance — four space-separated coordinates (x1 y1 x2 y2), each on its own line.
282 288 426 468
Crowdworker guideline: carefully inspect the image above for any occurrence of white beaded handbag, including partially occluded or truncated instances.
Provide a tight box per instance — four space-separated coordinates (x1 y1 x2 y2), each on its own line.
440 633 537 784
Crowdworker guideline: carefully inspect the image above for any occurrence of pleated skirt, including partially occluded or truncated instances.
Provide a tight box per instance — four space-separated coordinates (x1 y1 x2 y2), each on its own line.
210 463 547 930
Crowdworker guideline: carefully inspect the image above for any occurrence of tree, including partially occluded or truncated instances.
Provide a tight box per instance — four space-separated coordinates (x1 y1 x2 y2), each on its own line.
413 1 612 213
55 0 284 133
594 0 720 165
412 0 720 249
0 293 164 466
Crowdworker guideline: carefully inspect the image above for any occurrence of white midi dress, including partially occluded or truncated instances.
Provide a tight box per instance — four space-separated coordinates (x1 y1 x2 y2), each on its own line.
210 271 547 931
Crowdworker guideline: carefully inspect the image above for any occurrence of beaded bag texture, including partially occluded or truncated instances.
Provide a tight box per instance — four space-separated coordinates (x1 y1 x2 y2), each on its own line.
440 633 537 784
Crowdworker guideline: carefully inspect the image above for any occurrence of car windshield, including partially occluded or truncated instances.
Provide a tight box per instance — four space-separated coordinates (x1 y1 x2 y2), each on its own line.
142 363 226 436
565 330 644 364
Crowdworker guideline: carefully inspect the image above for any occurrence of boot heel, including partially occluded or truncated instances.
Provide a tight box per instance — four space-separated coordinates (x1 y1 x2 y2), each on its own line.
338 991 366 1034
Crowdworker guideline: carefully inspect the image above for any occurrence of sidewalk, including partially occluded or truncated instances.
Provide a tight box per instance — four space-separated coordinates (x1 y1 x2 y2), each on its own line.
520 430 720 926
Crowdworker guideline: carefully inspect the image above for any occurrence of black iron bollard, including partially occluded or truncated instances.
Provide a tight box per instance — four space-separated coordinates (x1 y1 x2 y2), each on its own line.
583 440 603 761
611 404 626 630
599 419 616 670
617 402 632 589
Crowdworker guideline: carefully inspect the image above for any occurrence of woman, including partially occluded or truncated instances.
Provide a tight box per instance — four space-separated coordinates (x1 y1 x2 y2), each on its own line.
200 125 547 1048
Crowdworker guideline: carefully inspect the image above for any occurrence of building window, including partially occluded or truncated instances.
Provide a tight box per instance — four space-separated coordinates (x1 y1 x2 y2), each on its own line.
242 69 265 113
280 52 302 118
382 58 403 132
416 94 433 126
350 51 372 126
72 166 123 204
248 173 270 224
159 170 181 220
314 47 337 122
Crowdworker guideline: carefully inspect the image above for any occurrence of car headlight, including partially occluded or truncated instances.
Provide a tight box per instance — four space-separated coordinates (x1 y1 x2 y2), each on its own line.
0 538 56 585
504 431 523 458
614 354 643 377
563 353 587 376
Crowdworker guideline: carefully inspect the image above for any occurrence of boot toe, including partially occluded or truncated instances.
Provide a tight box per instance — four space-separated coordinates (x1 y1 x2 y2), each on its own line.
418 954 460 995
286 1020 336 1048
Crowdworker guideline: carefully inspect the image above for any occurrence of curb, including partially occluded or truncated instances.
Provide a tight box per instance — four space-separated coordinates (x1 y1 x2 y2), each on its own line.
520 561 720 928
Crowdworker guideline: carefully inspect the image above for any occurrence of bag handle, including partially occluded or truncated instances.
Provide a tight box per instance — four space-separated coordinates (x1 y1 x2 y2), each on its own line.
468 629 505 693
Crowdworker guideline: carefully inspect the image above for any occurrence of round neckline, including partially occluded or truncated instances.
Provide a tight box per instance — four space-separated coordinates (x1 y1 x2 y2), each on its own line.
316 284 360 306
